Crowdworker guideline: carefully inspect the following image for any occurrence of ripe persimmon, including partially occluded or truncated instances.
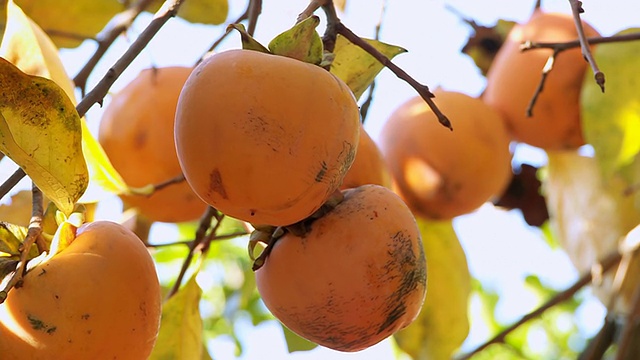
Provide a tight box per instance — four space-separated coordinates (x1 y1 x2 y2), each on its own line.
175 49 360 227
482 10 600 150
0 221 161 360
340 123 392 190
255 184 426 352
380 90 512 220
99 66 208 223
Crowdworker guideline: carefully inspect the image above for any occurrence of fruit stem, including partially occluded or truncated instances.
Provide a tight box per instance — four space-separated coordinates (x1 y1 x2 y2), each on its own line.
0 183 44 304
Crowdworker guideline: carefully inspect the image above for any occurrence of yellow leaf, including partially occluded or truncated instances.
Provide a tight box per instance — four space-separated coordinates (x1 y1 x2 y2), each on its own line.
150 0 228 25
150 275 204 360
394 218 471 360
330 35 406 100
0 0 75 99
544 150 640 314
0 58 88 216
15 0 124 48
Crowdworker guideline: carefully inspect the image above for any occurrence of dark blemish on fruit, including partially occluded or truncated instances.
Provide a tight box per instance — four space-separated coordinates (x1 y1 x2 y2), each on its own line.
38 269 47 276
315 161 328 182
250 209 256 216
209 169 228 199
134 130 147 149
81 314 90 320
27 314 56 335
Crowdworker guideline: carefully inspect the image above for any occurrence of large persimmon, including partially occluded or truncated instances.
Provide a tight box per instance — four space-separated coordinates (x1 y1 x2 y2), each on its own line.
482 10 600 150
99 66 208 223
255 184 426 352
0 221 161 360
380 90 512 220
175 49 360 227
340 123 392 190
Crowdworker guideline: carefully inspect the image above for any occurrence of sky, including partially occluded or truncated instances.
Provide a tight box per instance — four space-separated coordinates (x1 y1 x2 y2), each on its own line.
46 0 640 359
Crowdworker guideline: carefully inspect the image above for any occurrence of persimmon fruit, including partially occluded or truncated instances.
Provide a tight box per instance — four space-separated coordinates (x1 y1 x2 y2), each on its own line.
175 49 360 227
99 66 208 223
340 123 392 190
380 90 512 220
482 10 600 150
0 221 162 360
255 184 426 352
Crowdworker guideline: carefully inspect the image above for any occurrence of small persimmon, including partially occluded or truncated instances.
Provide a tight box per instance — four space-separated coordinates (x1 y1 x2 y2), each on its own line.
174 49 360 227
0 221 161 360
482 10 600 150
255 184 426 352
340 123 392 190
380 90 512 220
99 66 208 223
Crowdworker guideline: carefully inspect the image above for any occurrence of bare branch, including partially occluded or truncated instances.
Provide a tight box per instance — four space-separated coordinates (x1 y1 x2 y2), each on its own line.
567 0 604 91
0 183 44 304
456 250 623 360
76 0 187 118
0 168 26 201
335 23 452 130
73 0 156 96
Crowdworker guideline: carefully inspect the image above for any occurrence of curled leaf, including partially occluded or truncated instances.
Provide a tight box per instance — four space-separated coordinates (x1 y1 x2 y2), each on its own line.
268 16 323 65
330 35 407 100
0 58 88 216
227 24 270 53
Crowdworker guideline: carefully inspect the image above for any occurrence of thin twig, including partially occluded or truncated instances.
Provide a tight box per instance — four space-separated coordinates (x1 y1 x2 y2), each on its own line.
146 230 249 248
246 0 263 36
615 282 640 359
335 22 452 130
578 315 617 360
76 0 187 118
567 0 604 91
359 0 387 123
320 1 340 54
166 206 217 299
198 0 254 64
0 168 26 201
456 250 623 360
0 183 44 304
152 173 185 192
73 0 156 96
525 50 557 117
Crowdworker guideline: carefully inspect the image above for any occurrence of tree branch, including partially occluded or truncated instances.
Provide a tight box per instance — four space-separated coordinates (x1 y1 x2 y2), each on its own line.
567 0 604 92
335 23 452 130
75 0 186 118
0 183 43 304
456 250 623 360
0 168 26 201
359 0 388 123
73 0 156 96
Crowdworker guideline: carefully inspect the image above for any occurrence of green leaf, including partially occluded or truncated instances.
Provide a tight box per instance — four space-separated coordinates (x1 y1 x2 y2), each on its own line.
268 16 323 65
227 24 270 53
150 275 204 360
581 28 640 181
0 58 88 216
281 323 318 353
15 0 124 48
330 35 406 100
394 218 471 360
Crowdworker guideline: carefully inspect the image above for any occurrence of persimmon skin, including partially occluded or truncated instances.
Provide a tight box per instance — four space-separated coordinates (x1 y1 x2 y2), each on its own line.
0 221 161 360
99 66 208 223
482 10 600 150
340 123 393 190
255 185 426 352
380 90 512 220
175 49 360 227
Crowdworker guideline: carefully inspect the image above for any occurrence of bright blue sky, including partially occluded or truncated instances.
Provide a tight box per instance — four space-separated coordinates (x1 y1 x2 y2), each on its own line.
50 0 640 358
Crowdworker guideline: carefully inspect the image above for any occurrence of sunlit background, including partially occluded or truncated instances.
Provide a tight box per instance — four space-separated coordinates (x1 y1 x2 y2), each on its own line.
2 0 636 358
